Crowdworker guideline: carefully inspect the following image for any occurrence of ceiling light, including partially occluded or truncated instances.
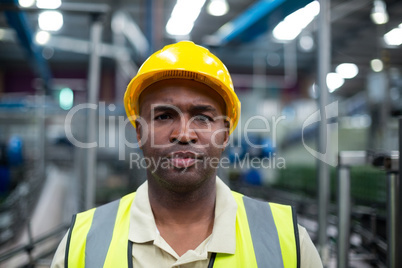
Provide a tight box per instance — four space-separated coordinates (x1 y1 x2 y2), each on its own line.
42 47 54 59
326 72 344 93
273 1 320 41
36 0 62 9
35 31 51 45
370 59 383 72
166 0 206 36
299 34 314 51
370 0 388 25
335 63 359 79
384 27 402 46
38 11 63 31
266 53 280 67
18 0 35 8
207 0 229 16
166 20 194 36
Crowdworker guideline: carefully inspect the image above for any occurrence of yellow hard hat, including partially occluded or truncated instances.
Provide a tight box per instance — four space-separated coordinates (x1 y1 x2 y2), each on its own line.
124 41 241 134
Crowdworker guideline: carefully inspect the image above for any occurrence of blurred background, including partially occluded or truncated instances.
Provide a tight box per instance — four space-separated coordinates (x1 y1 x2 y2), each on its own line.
0 0 401 267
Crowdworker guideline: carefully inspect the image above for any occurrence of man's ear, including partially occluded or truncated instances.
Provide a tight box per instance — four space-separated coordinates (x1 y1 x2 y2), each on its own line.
135 119 143 149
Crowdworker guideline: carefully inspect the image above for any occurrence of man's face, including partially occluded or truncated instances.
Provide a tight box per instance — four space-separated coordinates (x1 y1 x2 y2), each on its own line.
135 79 229 193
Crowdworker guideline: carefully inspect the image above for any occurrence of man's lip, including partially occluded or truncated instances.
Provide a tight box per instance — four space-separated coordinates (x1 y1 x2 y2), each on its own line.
167 151 203 159
167 151 203 168
169 158 199 168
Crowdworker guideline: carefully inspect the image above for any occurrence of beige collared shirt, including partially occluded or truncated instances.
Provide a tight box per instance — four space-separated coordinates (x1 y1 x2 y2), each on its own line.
51 177 322 267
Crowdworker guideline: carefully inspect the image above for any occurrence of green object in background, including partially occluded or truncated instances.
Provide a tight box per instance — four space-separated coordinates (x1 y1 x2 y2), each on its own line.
59 87 74 110
274 165 386 206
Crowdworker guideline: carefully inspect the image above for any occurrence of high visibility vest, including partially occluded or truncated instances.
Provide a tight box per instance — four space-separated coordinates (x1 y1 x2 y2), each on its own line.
65 192 300 268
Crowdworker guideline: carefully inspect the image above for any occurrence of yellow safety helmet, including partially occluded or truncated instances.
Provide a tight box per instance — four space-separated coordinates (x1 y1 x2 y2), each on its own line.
124 41 241 134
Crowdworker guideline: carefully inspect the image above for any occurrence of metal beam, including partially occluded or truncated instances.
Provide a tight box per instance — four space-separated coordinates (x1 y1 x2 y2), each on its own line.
398 118 402 268
85 16 103 210
337 165 350 268
317 0 331 263
111 11 149 59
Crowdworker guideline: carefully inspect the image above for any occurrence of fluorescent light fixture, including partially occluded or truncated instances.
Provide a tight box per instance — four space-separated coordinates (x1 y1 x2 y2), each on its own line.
384 27 402 46
370 0 388 25
38 11 63 31
335 63 359 79
18 0 35 8
273 1 320 41
370 59 383 72
207 0 229 16
326 72 344 93
36 0 62 9
35 30 51 45
166 20 194 36
166 0 206 36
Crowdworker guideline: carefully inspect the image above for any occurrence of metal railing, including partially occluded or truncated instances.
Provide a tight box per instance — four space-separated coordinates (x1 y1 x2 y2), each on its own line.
337 150 399 268
0 224 69 265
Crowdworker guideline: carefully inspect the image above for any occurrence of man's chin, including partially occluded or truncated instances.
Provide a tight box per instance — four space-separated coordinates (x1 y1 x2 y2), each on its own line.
150 168 211 191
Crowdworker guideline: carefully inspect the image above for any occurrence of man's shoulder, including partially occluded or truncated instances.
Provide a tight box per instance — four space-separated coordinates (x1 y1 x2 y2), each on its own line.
75 192 137 217
230 191 293 209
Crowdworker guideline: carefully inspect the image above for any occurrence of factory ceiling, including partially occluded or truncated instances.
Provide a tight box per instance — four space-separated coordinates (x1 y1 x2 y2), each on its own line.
0 0 401 98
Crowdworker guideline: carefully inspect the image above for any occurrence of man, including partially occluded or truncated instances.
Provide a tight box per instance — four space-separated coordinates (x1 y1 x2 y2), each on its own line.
51 41 322 267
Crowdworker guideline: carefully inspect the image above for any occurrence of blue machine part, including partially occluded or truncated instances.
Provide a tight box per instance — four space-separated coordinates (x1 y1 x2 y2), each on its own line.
0 166 11 194
243 168 262 185
0 143 10 194
261 137 275 158
7 136 23 166
211 0 313 45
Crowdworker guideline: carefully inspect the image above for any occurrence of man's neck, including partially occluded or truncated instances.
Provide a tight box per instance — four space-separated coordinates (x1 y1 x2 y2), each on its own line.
146 174 217 256
147 175 216 226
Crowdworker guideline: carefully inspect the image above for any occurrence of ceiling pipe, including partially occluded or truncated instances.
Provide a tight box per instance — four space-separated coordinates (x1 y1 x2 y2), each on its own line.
205 0 312 46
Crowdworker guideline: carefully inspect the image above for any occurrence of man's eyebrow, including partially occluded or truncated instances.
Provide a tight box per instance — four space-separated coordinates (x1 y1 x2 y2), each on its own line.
151 104 218 112
151 105 178 112
191 105 218 114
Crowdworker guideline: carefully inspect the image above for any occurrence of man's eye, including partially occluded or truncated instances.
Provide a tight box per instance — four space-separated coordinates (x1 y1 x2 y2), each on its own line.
155 114 172 120
195 115 213 122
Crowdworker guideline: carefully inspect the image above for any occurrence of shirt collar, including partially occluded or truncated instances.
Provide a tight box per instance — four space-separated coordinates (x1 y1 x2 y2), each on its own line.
128 181 158 243
207 177 237 254
128 177 237 254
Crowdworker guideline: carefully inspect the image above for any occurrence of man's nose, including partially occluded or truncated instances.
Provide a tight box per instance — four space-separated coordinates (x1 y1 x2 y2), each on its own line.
169 117 198 144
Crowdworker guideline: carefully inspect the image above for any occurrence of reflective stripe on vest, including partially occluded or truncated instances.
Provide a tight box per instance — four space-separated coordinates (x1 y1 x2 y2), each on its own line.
66 193 135 268
66 191 299 268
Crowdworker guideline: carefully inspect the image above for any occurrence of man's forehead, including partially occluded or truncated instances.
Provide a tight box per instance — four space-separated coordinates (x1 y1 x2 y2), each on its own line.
138 79 226 113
